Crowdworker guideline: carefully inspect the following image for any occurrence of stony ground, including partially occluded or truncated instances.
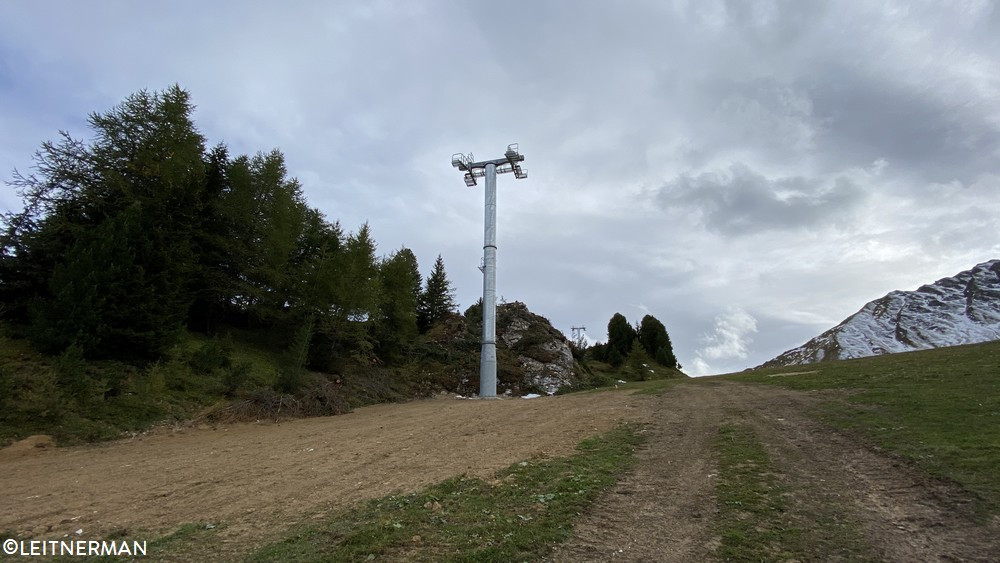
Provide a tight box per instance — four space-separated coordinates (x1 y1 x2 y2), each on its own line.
3 381 999 561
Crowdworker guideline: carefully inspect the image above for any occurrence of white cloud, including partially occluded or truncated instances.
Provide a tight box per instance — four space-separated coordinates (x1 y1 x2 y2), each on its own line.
690 308 759 376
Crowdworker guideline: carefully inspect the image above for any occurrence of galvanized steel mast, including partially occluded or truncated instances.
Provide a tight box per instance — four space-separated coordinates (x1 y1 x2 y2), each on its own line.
451 145 527 398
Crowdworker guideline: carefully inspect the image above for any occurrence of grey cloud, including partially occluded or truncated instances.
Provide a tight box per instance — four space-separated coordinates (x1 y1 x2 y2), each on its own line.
657 163 866 236
807 64 1000 184
662 75 820 169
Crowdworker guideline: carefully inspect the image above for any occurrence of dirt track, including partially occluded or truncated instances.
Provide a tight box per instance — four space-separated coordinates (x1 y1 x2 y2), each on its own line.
3 381 1000 561
552 381 1000 562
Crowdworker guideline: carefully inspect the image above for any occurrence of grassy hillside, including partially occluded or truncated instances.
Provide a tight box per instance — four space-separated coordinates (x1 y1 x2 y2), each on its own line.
725 340 1000 516
0 326 412 447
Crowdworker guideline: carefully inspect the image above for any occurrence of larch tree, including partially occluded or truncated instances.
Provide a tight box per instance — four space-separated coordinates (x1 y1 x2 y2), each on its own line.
5 85 208 358
374 247 421 361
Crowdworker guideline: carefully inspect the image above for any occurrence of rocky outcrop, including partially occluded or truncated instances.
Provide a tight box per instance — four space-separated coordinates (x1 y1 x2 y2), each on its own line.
426 302 580 395
496 302 578 394
762 259 1000 368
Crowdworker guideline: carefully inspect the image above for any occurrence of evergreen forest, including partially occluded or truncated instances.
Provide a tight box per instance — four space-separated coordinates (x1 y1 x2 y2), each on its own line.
0 86 683 444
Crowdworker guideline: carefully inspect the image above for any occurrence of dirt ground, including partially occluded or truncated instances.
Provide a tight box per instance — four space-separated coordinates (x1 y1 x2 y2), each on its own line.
0 390 646 559
551 381 1000 562
3 381 999 561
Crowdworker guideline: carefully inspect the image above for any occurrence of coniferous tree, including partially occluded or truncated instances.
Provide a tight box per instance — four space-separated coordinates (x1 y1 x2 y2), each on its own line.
291 214 344 371
655 346 678 370
374 247 421 361
606 312 635 367
463 298 484 335
638 314 679 369
220 150 310 323
587 342 609 363
187 143 233 332
625 337 652 381
326 223 380 361
5 86 207 358
337 223 379 318
29 205 183 359
417 254 456 333
606 345 623 368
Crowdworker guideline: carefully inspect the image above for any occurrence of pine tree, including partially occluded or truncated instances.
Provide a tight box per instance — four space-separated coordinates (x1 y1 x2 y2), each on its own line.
625 338 652 381
606 313 635 367
293 214 344 371
417 254 456 333
606 345 623 368
341 223 379 319
187 143 233 333
29 201 189 359
463 298 484 335
638 314 678 369
655 346 678 370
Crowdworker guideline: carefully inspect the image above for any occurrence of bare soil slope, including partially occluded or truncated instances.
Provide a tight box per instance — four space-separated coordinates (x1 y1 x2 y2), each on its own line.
1 391 647 557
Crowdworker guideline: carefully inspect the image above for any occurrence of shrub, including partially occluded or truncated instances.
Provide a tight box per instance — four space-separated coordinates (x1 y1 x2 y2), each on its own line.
222 360 252 397
188 339 232 375
274 366 307 394
11 368 66 422
54 344 94 402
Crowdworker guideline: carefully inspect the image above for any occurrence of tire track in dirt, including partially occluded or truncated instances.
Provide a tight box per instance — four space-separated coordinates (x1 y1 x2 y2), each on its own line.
550 383 728 562
551 382 1000 562
737 384 1000 562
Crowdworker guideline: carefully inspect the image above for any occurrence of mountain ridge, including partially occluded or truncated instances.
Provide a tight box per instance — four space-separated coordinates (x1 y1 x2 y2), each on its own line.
760 259 1000 368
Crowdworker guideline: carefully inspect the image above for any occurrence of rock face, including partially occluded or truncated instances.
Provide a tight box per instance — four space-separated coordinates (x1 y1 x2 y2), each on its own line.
762 259 1000 368
496 302 577 394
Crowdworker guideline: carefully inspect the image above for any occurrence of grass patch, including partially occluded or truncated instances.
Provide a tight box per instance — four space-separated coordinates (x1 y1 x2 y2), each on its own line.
713 423 804 561
553 373 683 397
246 423 644 562
557 359 687 395
138 522 223 562
629 377 687 396
713 422 875 562
726 341 1000 517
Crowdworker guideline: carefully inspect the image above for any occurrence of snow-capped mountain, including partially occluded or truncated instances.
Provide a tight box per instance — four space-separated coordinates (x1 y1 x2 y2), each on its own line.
761 259 1000 368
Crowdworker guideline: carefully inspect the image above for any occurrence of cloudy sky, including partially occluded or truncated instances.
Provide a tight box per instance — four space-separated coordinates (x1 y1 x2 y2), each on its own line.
1 0 998 375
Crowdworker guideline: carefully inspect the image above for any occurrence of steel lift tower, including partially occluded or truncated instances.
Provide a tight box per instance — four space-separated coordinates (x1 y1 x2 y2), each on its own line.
451 144 526 398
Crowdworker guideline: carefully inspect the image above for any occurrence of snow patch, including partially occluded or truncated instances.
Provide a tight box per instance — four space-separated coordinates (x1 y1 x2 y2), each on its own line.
764 259 1000 367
